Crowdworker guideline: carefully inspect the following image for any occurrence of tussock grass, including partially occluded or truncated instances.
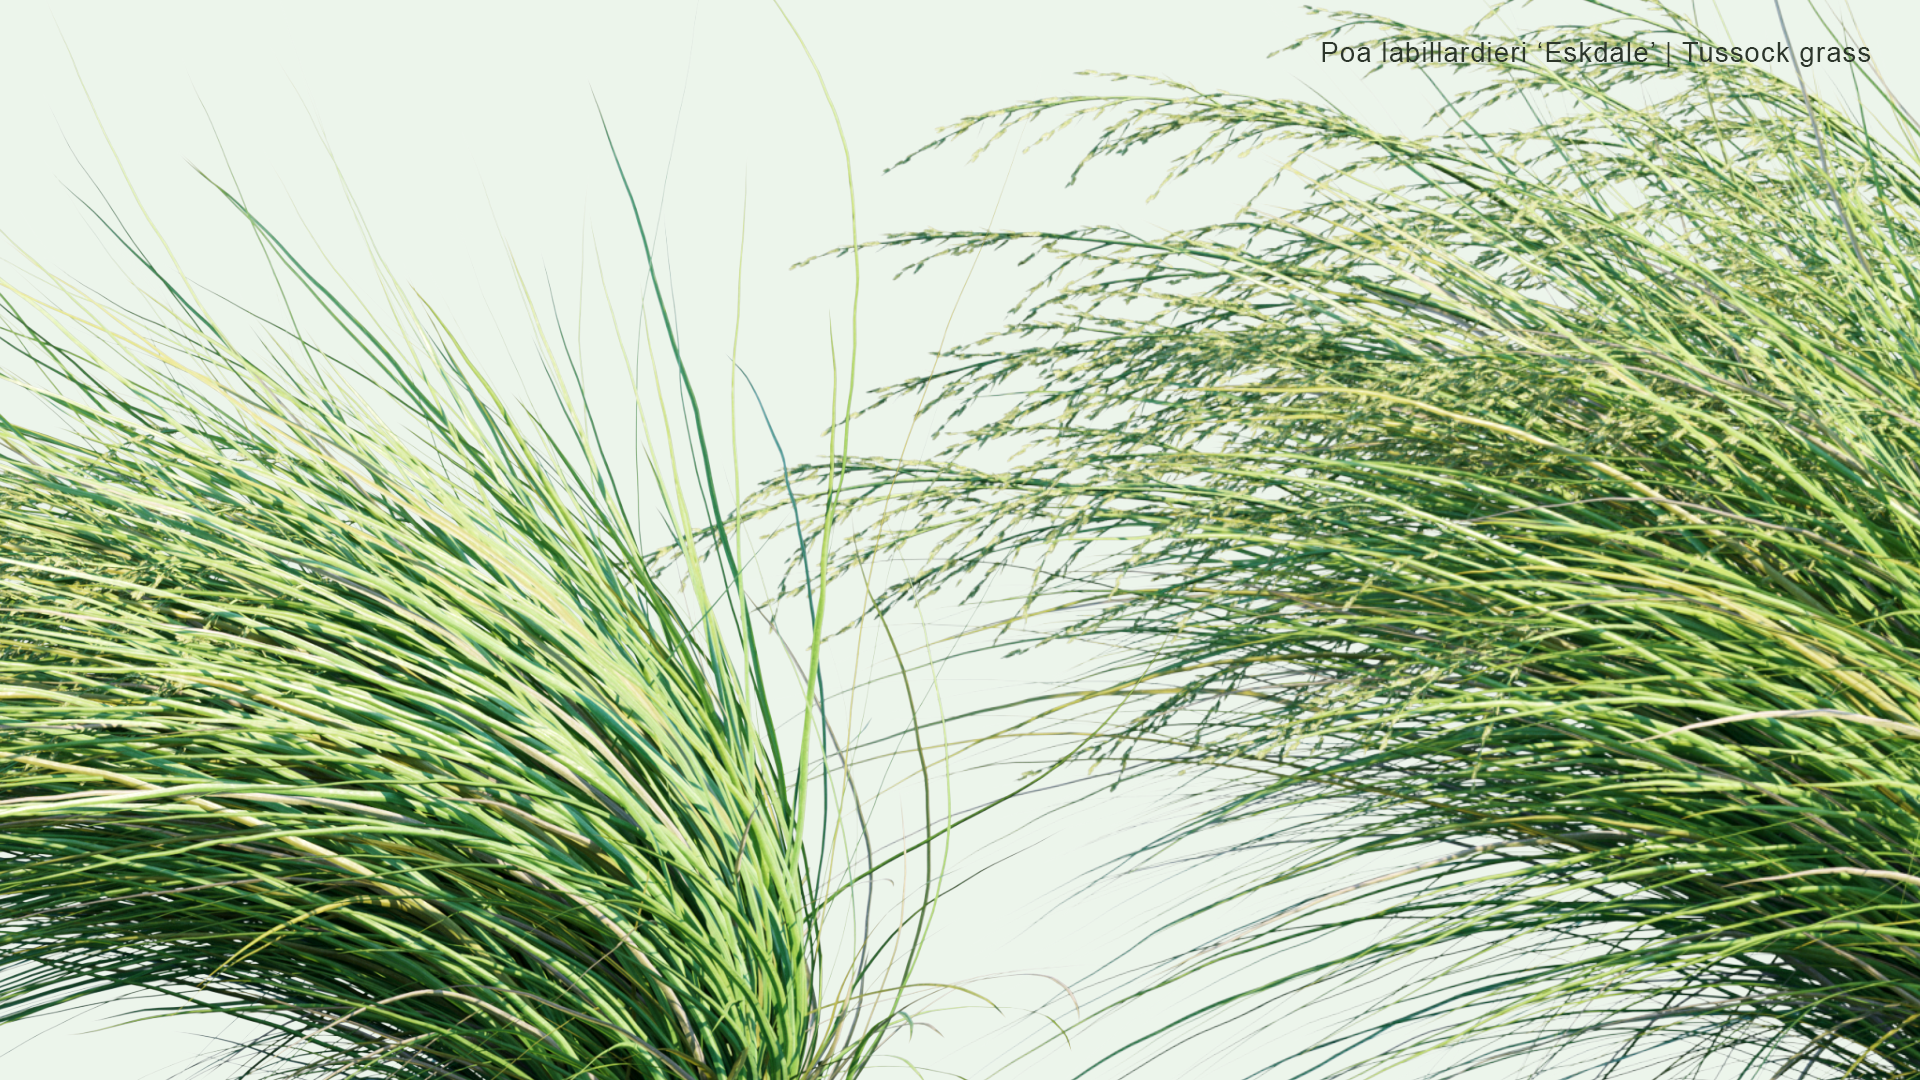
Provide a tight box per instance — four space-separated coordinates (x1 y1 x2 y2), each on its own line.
0 133 920 1078
793 1 1920 1074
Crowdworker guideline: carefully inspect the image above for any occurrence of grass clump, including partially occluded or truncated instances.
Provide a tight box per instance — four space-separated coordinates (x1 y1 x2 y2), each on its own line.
790 1 1920 1075
0 138 918 1078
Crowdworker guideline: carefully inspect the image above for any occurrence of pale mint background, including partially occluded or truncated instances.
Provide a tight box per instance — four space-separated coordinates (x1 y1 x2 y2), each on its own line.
1 2 1911 1078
